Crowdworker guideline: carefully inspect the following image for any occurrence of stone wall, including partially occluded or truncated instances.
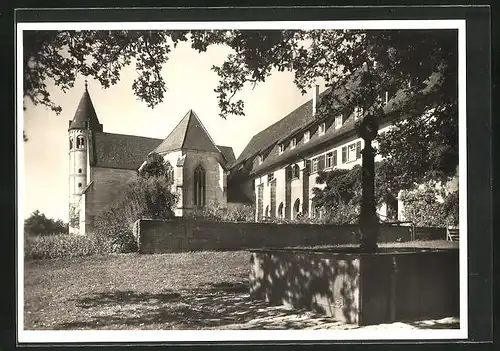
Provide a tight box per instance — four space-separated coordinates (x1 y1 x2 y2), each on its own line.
249 248 459 326
134 218 414 254
83 166 137 233
182 150 227 212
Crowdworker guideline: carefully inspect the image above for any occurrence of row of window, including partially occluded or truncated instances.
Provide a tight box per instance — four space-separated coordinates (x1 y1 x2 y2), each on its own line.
256 88 393 166
69 135 86 149
277 114 344 157
264 140 362 182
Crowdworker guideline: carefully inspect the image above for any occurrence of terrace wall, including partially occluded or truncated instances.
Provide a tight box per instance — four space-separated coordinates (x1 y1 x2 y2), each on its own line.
133 218 438 254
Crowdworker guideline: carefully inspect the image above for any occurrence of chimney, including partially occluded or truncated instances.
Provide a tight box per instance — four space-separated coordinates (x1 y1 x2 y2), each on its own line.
312 84 320 116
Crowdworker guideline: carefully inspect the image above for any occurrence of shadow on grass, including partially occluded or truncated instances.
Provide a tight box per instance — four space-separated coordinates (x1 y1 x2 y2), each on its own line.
56 281 315 330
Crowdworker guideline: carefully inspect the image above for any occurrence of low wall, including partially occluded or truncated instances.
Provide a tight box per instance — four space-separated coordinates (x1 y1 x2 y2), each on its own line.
134 218 413 254
414 226 447 241
249 248 459 326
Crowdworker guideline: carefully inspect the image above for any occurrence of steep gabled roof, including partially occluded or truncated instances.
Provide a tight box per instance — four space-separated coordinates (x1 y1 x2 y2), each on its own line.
233 92 328 166
92 132 162 170
217 145 236 167
155 110 221 154
69 83 103 131
232 69 443 176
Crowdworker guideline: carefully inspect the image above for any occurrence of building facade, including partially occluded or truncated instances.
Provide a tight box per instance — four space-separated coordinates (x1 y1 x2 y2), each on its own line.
68 83 235 235
228 85 401 222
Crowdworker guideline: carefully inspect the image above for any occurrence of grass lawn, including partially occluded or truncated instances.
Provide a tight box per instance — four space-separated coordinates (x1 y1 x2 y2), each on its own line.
24 241 459 331
24 251 251 330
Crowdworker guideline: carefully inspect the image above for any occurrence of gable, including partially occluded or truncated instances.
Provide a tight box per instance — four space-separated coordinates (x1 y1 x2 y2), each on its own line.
155 110 220 154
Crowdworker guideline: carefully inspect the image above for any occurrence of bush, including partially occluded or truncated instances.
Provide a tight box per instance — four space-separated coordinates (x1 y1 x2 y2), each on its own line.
401 187 459 227
24 233 109 260
188 200 255 222
93 175 178 253
24 210 68 236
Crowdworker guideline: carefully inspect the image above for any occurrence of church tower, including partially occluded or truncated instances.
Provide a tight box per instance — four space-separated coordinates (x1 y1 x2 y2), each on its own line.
68 81 103 234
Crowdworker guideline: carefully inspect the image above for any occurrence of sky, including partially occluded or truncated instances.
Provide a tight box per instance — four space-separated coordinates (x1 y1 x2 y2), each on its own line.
22 39 326 222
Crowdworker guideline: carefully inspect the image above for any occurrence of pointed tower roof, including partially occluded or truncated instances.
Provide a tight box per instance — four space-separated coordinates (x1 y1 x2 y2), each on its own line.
68 80 103 131
155 110 220 154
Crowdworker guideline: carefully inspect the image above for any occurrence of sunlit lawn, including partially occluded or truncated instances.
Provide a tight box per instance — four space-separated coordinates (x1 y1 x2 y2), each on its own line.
24 241 459 330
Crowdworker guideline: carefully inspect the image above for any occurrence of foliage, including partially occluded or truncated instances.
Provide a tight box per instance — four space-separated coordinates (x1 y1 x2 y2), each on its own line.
138 152 173 179
311 160 397 223
24 210 68 236
93 175 178 253
189 200 255 223
25 29 457 187
68 204 80 230
400 187 459 227
24 232 109 260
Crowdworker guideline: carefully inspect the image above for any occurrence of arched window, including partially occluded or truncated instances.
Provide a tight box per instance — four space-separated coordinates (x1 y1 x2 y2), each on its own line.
293 198 301 219
292 164 300 179
76 135 85 149
278 202 284 218
69 137 73 150
166 167 175 184
194 165 206 207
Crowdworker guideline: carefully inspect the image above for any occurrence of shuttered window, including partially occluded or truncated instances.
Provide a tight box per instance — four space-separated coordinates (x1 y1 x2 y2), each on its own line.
333 150 338 166
326 152 333 168
318 155 326 170
356 141 362 159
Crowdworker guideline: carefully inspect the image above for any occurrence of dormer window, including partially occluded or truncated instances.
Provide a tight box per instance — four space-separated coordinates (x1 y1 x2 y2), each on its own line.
291 137 297 149
257 155 263 165
267 173 275 184
335 114 342 128
304 131 310 143
319 122 326 136
278 144 284 155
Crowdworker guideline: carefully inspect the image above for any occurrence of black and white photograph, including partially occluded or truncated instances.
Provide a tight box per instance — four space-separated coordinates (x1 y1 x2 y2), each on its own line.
17 12 474 344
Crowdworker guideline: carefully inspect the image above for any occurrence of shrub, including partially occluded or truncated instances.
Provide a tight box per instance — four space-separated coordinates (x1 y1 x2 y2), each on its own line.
24 233 108 260
24 210 68 236
401 187 459 227
188 200 255 222
94 175 178 253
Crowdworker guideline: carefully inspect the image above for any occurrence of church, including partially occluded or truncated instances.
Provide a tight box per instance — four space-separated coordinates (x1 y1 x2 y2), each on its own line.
68 82 238 234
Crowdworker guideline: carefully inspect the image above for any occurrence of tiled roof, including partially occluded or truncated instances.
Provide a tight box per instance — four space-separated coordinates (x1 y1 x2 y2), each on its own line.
233 70 442 177
69 84 103 131
92 132 162 170
217 145 236 167
233 89 331 166
155 110 221 154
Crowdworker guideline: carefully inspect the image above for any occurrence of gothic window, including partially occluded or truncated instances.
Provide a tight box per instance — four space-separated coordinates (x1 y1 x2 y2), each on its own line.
76 135 85 149
278 202 284 218
69 138 73 150
194 165 206 207
166 167 174 184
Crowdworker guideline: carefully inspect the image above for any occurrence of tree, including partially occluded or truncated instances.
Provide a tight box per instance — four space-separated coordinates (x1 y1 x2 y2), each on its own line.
24 29 457 185
138 152 173 179
24 210 68 236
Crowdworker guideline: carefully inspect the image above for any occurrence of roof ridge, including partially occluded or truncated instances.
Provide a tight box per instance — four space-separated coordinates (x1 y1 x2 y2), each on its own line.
189 110 222 154
96 131 163 141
